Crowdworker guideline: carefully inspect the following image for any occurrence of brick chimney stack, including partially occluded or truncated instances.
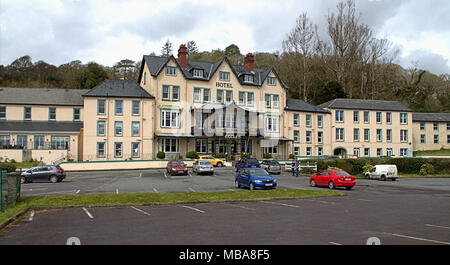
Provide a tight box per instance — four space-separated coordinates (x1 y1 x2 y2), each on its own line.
244 53 254 72
178 44 188 68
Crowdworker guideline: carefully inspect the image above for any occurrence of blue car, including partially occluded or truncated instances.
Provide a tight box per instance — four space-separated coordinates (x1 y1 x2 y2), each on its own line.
235 157 260 172
235 168 277 190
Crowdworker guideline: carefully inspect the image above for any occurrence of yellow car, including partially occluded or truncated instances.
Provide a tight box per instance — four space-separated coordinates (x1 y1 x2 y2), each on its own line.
195 155 225 167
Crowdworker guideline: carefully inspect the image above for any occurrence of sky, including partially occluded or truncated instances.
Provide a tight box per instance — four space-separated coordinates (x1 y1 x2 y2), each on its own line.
1 0 449 75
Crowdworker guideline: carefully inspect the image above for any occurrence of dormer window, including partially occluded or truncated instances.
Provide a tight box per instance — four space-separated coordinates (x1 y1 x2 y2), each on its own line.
193 69 203 78
244 74 253 83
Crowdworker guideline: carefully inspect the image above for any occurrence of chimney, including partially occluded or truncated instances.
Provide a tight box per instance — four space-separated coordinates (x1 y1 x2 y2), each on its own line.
244 53 254 72
178 44 188 68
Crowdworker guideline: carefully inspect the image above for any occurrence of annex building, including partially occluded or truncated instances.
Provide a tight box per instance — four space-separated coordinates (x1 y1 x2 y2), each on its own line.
1 44 449 163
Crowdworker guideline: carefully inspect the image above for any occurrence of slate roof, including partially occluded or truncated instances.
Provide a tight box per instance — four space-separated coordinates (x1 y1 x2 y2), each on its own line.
412 112 450 122
285 98 330 114
317 98 412 112
83 79 154 98
139 55 288 89
0 87 89 106
0 120 83 133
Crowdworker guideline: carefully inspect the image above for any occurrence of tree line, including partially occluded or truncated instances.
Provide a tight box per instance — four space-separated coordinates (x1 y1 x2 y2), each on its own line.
0 0 448 112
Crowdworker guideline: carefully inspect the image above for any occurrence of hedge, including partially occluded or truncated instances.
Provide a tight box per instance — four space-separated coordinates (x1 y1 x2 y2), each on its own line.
300 158 450 175
0 163 17 173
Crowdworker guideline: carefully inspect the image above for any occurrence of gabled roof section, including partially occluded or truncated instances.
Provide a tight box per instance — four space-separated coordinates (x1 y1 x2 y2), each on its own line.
412 112 450 122
0 87 89 106
317 98 412 112
285 98 330 113
83 79 154 99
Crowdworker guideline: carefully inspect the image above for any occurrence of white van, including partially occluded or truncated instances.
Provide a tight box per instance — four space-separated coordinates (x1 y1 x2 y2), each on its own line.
365 165 398 181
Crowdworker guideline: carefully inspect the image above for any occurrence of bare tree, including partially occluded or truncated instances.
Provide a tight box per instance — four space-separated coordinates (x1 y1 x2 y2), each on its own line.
186 40 199 55
161 39 173 57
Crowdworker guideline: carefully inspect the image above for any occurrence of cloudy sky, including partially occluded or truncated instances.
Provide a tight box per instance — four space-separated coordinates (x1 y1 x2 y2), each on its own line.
1 0 449 75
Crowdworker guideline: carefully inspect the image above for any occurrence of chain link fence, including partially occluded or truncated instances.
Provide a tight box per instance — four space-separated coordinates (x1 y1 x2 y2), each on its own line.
0 170 21 212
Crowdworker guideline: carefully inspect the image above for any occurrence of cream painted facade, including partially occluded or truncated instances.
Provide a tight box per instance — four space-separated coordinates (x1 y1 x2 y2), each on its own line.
1 104 83 122
413 120 450 151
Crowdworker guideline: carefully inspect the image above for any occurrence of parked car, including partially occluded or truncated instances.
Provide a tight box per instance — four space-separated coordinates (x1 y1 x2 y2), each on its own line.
192 160 214 175
20 165 66 184
235 157 260 172
260 160 281 174
166 160 188 176
309 169 355 190
195 155 225 167
235 168 277 190
365 164 398 181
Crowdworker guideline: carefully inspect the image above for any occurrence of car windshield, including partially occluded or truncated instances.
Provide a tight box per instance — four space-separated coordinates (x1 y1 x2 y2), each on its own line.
246 158 258 164
248 168 270 176
199 161 212 165
172 161 184 166
334 170 350 176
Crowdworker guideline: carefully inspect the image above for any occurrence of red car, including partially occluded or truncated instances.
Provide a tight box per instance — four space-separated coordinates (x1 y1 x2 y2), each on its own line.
309 169 356 190
166 160 188 175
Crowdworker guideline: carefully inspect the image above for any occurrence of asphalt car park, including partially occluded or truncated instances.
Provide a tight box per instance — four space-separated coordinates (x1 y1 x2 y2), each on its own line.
2 166 450 245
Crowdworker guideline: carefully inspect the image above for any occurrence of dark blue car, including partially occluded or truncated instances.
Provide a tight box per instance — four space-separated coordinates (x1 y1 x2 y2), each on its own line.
235 157 260 172
235 168 277 190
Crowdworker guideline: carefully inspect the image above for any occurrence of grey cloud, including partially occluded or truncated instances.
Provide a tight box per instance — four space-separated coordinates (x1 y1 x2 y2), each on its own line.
399 49 450 75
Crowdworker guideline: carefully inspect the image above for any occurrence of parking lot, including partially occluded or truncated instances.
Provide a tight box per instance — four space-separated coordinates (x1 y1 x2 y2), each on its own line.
1 166 450 245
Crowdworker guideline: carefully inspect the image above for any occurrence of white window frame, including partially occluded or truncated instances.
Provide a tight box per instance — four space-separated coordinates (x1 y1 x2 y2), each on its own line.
336 128 344 141
267 77 276 86
195 139 208 153
335 110 344 123
161 138 179 153
161 110 180 128
264 115 280 133
165 66 177 76
400 129 408 142
400 113 408 124
193 69 203 78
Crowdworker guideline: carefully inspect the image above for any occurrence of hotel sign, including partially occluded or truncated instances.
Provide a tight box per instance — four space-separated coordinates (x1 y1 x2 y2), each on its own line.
216 82 233 88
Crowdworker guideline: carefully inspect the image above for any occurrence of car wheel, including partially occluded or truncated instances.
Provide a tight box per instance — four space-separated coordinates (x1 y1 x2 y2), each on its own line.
365 174 370 179
310 179 316 187
235 180 240 188
346 186 353 190
216 162 223 167
50 175 58 183
328 181 335 190
249 182 254 190
391 178 397 181
381 175 386 181
21 176 27 184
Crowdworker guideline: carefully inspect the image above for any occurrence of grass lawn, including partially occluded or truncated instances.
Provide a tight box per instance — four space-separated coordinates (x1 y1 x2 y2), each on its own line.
0 189 344 228
414 149 450 156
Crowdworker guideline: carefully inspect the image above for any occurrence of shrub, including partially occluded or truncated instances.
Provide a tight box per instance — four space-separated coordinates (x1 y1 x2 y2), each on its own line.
10 159 16 164
214 153 226 158
289 154 295 159
299 167 315 175
0 162 17 173
186 151 199 159
156 151 165 159
362 163 374 174
263 153 272 159
419 163 435 175
240 152 251 158
327 166 342 170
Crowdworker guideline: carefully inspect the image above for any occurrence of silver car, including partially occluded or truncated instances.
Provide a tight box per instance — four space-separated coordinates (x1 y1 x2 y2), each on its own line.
192 160 214 175
261 160 281 175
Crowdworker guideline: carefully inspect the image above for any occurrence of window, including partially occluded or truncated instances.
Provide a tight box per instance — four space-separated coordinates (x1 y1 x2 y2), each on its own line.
0 135 10 147
132 101 140 115
97 121 106 136
265 94 271 108
263 143 279 154
433 122 439 131
318 147 323 156
114 121 123 136
115 100 123 115
306 114 311 127
131 121 140 137
143 72 146 85
386 112 392 124
318 115 323 127
294 146 300 156
17 135 27 148
162 85 170 100
377 148 382 157
400 113 408 124
194 88 202 103
273 95 280 108
161 138 178 153
364 111 370 123
203 88 210 102
400 129 408 142
48 107 56 120
97 142 106 158
172 86 180 101
219 71 230 81
225 90 233 103
335 110 344 122
165 66 176 76
420 122 425 130
354 128 360 142
114 142 123 157
293 113 299 126
400 148 408 157
447 122 450 131
306 147 312 156
51 136 69 150
247 92 254 106
225 114 235 129
376 112 382 123
364 128 370 142
336 128 344 141
376 129 382 142
195 139 208 153
318 131 323 143
264 115 279 132
97 100 106 114
0 106 5 119
161 110 180 128
34 135 44 150
24 107 31 120
353 111 359 123
447 135 450 144
434 135 439 144
364 148 370 157
353 148 360 158
293 130 300 142
386 129 392 142
244 74 253 83
306 131 312 143
420 134 426 144
131 142 140 158
240 139 252 154
386 148 393 157
267 77 276 86
193 69 203 78
238 91 245 105
73 108 81 121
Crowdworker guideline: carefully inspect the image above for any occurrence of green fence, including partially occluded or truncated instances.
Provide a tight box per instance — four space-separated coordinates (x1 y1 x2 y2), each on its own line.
0 170 22 212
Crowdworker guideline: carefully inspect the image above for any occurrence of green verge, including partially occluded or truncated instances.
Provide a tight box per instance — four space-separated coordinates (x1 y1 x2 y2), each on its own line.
0 189 343 227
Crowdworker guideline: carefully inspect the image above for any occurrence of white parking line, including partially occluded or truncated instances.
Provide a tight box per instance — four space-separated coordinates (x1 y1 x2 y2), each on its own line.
357 198 374 202
260 201 300 208
188 172 193 177
116 188 119 194
27 188 48 192
188 187 196 192
82 207 94 219
227 204 256 211
131 206 151 216
163 172 168 178
27 190 79 196
181 205 205 213
383 232 450 245
319 200 336 205
75 190 81 194
425 224 450 230
28 211 35 222
153 188 159 193
329 242 342 245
